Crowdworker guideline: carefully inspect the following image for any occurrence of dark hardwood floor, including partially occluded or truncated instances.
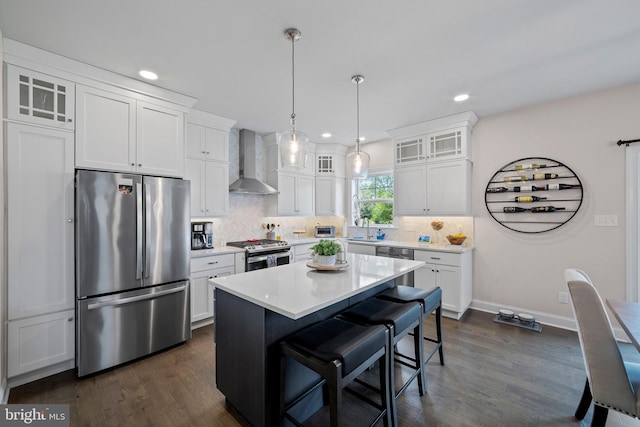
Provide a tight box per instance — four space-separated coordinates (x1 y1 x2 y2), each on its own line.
9 310 640 426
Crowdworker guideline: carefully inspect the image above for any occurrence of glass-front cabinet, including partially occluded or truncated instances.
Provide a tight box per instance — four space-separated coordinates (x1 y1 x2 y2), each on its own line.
428 129 466 160
394 135 426 166
6 65 75 130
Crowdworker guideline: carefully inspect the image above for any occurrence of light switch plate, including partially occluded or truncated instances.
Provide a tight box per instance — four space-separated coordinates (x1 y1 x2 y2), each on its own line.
594 214 618 227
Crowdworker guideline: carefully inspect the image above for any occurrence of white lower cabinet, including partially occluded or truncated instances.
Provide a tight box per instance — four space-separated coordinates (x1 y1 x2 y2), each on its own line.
347 242 376 256
7 310 75 377
293 243 316 262
190 254 235 325
414 250 472 320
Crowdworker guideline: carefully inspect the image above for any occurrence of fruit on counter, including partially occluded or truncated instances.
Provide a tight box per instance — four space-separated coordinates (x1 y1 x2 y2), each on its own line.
431 221 444 231
452 233 466 238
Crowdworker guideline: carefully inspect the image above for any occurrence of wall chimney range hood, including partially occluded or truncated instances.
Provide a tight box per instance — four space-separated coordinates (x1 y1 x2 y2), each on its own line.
229 129 279 195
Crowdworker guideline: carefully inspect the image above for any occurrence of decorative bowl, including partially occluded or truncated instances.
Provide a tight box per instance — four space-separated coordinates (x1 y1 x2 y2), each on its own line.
446 235 466 245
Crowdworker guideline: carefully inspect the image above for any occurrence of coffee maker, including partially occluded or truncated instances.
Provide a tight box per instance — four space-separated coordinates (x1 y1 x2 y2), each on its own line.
191 221 214 250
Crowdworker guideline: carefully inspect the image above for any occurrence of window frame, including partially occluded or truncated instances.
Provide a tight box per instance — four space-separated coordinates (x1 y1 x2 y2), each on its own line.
351 171 395 227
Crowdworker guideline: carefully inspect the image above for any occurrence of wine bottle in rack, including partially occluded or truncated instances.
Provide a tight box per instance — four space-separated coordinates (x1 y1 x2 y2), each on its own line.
531 206 566 212
486 187 509 193
546 183 581 190
503 206 529 213
504 176 527 183
514 196 547 203
532 173 565 180
513 185 544 192
514 163 547 170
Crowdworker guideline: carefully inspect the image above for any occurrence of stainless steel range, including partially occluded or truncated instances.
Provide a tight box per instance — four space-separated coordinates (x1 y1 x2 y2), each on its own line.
227 239 292 271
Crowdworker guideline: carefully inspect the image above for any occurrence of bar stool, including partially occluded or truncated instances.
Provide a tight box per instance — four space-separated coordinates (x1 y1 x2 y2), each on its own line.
338 298 425 425
280 317 394 427
377 285 444 366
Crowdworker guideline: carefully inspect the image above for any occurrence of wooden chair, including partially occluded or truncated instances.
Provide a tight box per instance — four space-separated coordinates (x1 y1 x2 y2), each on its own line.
564 268 640 426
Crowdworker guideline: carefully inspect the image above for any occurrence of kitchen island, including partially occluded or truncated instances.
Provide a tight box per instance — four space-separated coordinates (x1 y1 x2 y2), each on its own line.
211 253 425 427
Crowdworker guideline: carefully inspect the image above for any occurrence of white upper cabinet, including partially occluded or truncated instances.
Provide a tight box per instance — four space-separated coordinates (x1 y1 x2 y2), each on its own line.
184 111 236 217
394 164 428 216
186 123 228 162
426 159 472 215
136 101 185 177
388 111 477 163
427 128 468 161
75 85 136 172
389 111 477 216
5 65 75 130
75 85 185 177
185 158 229 217
314 144 347 216
315 176 345 216
394 135 426 166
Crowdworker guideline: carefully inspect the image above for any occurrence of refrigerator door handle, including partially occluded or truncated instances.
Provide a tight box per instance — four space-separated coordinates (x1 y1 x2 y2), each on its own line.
144 183 151 279
136 182 143 280
87 284 187 310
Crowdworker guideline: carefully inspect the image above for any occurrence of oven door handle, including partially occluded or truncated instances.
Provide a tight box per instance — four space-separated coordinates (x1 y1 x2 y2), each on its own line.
247 251 291 264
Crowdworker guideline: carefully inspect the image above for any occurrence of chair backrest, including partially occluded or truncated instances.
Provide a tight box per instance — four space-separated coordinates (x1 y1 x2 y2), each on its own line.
564 268 636 414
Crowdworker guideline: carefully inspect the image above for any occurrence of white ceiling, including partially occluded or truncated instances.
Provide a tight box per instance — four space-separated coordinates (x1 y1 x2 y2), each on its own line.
1 0 639 146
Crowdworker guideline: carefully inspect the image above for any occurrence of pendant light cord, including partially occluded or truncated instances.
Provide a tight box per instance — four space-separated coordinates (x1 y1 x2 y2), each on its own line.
290 35 296 130
356 78 360 153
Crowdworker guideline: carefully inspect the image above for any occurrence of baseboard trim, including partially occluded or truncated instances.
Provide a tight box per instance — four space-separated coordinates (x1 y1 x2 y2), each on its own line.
469 299 630 342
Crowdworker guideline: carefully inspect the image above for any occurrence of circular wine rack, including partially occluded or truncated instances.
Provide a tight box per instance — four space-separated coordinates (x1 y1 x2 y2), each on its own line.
485 157 583 233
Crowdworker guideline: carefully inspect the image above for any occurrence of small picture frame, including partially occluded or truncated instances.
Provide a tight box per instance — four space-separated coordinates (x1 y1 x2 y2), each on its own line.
418 235 431 243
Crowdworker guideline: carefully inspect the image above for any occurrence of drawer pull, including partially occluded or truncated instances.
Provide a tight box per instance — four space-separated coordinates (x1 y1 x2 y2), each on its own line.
207 261 218 265
430 257 441 260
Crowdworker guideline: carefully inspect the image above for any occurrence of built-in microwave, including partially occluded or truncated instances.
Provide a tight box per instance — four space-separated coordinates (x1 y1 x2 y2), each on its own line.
315 225 336 238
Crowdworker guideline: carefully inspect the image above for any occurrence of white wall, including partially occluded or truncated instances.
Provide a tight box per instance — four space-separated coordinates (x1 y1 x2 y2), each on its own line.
471 81 640 324
0 30 7 401
346 138 394 173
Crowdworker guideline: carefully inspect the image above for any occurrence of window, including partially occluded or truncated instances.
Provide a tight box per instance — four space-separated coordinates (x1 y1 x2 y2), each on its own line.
354 174 394 225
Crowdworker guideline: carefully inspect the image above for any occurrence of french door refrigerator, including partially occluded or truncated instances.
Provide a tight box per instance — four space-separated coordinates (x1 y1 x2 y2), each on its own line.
75 169 191 376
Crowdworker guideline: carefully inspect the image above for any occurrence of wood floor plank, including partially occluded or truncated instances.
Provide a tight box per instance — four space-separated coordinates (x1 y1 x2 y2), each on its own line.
8 310 640 426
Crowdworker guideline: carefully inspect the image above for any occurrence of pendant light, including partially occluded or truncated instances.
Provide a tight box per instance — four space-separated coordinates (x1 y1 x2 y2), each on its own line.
347 74 370 179
278 28 309 169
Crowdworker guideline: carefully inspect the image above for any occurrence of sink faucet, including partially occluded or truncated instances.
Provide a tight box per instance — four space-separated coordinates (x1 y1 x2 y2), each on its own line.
363 218 373 240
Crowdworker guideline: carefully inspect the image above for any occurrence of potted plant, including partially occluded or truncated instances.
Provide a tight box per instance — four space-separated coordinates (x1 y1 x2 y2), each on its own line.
311 239 341 266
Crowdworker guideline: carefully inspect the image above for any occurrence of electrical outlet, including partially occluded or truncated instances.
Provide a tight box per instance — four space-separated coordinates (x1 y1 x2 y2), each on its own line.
594 214 618 227
558 291 569 304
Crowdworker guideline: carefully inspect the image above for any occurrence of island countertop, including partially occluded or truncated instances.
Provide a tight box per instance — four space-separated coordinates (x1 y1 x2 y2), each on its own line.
210 253 424 320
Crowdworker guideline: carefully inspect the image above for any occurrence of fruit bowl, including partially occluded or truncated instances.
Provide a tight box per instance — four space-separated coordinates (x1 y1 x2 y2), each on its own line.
446 235 466 245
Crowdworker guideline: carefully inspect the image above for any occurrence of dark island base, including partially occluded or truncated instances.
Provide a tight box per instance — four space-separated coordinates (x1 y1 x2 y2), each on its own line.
215 281 395 427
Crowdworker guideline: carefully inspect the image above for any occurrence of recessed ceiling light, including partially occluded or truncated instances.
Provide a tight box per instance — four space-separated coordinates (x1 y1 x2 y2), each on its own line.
322 132 332 138
454 93 469 102
139 70 158 80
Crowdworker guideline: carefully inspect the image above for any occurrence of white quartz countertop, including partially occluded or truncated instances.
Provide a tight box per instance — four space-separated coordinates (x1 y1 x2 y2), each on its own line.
211 253 424 320
191 246 244 258
342 238 474 253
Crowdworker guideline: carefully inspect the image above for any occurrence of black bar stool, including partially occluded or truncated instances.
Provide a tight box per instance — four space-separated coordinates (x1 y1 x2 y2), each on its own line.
280 317 394 427
377 285 444 366
338 298 425 425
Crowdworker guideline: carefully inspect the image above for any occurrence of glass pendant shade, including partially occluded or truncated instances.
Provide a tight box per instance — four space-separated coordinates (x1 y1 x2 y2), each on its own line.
347 147 370 179
278 129 309 169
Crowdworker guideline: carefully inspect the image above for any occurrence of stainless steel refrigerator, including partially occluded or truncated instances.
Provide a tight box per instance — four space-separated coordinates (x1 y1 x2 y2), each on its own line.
75 169 191 376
